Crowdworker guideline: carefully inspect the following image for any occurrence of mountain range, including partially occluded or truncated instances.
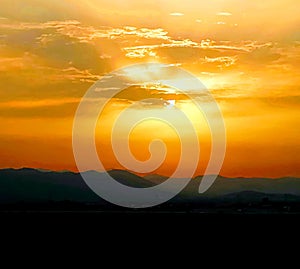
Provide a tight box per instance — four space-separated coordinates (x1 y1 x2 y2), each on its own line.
1 168 300 209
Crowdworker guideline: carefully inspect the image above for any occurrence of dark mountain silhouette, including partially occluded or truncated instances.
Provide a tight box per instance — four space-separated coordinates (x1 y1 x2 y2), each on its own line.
0 168 100 204
193 176 300 197
0 168 156 204
1 168 300 212
216 191 300 203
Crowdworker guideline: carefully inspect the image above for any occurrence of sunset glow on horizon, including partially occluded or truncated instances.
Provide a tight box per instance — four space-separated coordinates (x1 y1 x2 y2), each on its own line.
0 0 299 178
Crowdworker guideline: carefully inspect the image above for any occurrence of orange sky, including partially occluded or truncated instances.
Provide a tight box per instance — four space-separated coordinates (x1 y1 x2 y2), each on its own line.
0 0 299 177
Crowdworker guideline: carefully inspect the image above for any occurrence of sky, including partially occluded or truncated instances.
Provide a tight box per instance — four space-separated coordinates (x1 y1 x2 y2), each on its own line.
0 0 299 177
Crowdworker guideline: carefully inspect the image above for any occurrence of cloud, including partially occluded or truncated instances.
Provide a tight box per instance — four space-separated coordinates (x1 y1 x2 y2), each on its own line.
169 13 184 17
1 18 287 84
122 39 201 59
198 39 257 52
0 98 80 108
55 24 170 43
122 36 273 61
124 47 157 58
35 34 112 72
57 67 102 82
216 12 232 16
0 96 82 119
0 53 101 83
201 56 237 67
0 18 273 65
0 19 81 31
0 20 115 74
122 39 276 74
0 18 297 104
92 82 210 106
0 56 26 70
0 19 167 43
237 44 282 67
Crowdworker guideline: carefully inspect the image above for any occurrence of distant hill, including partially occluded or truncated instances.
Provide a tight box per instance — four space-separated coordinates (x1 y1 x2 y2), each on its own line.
107 170 155 188
192 176 300 197
0 168 156 204
143 174 168 185
0 168 300 208
216 191 300 203
0 168 100 204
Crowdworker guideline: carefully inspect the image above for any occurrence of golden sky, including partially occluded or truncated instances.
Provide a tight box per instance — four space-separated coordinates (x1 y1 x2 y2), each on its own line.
0 0 299 177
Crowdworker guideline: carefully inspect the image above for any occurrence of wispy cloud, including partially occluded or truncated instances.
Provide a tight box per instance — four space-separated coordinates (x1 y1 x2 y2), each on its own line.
0 18 294 92
0 20 81 30
201 56 237 67
56 24 170 43
216 12 232 16
0 53 101 82
124 47 157 58
123 37 272 62
123 39 199 58
169 12 184 16
0 18 274 62
0 98 80 108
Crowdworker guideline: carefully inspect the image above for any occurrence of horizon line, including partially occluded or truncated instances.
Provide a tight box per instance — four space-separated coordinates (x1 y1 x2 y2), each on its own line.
1 167 299 180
